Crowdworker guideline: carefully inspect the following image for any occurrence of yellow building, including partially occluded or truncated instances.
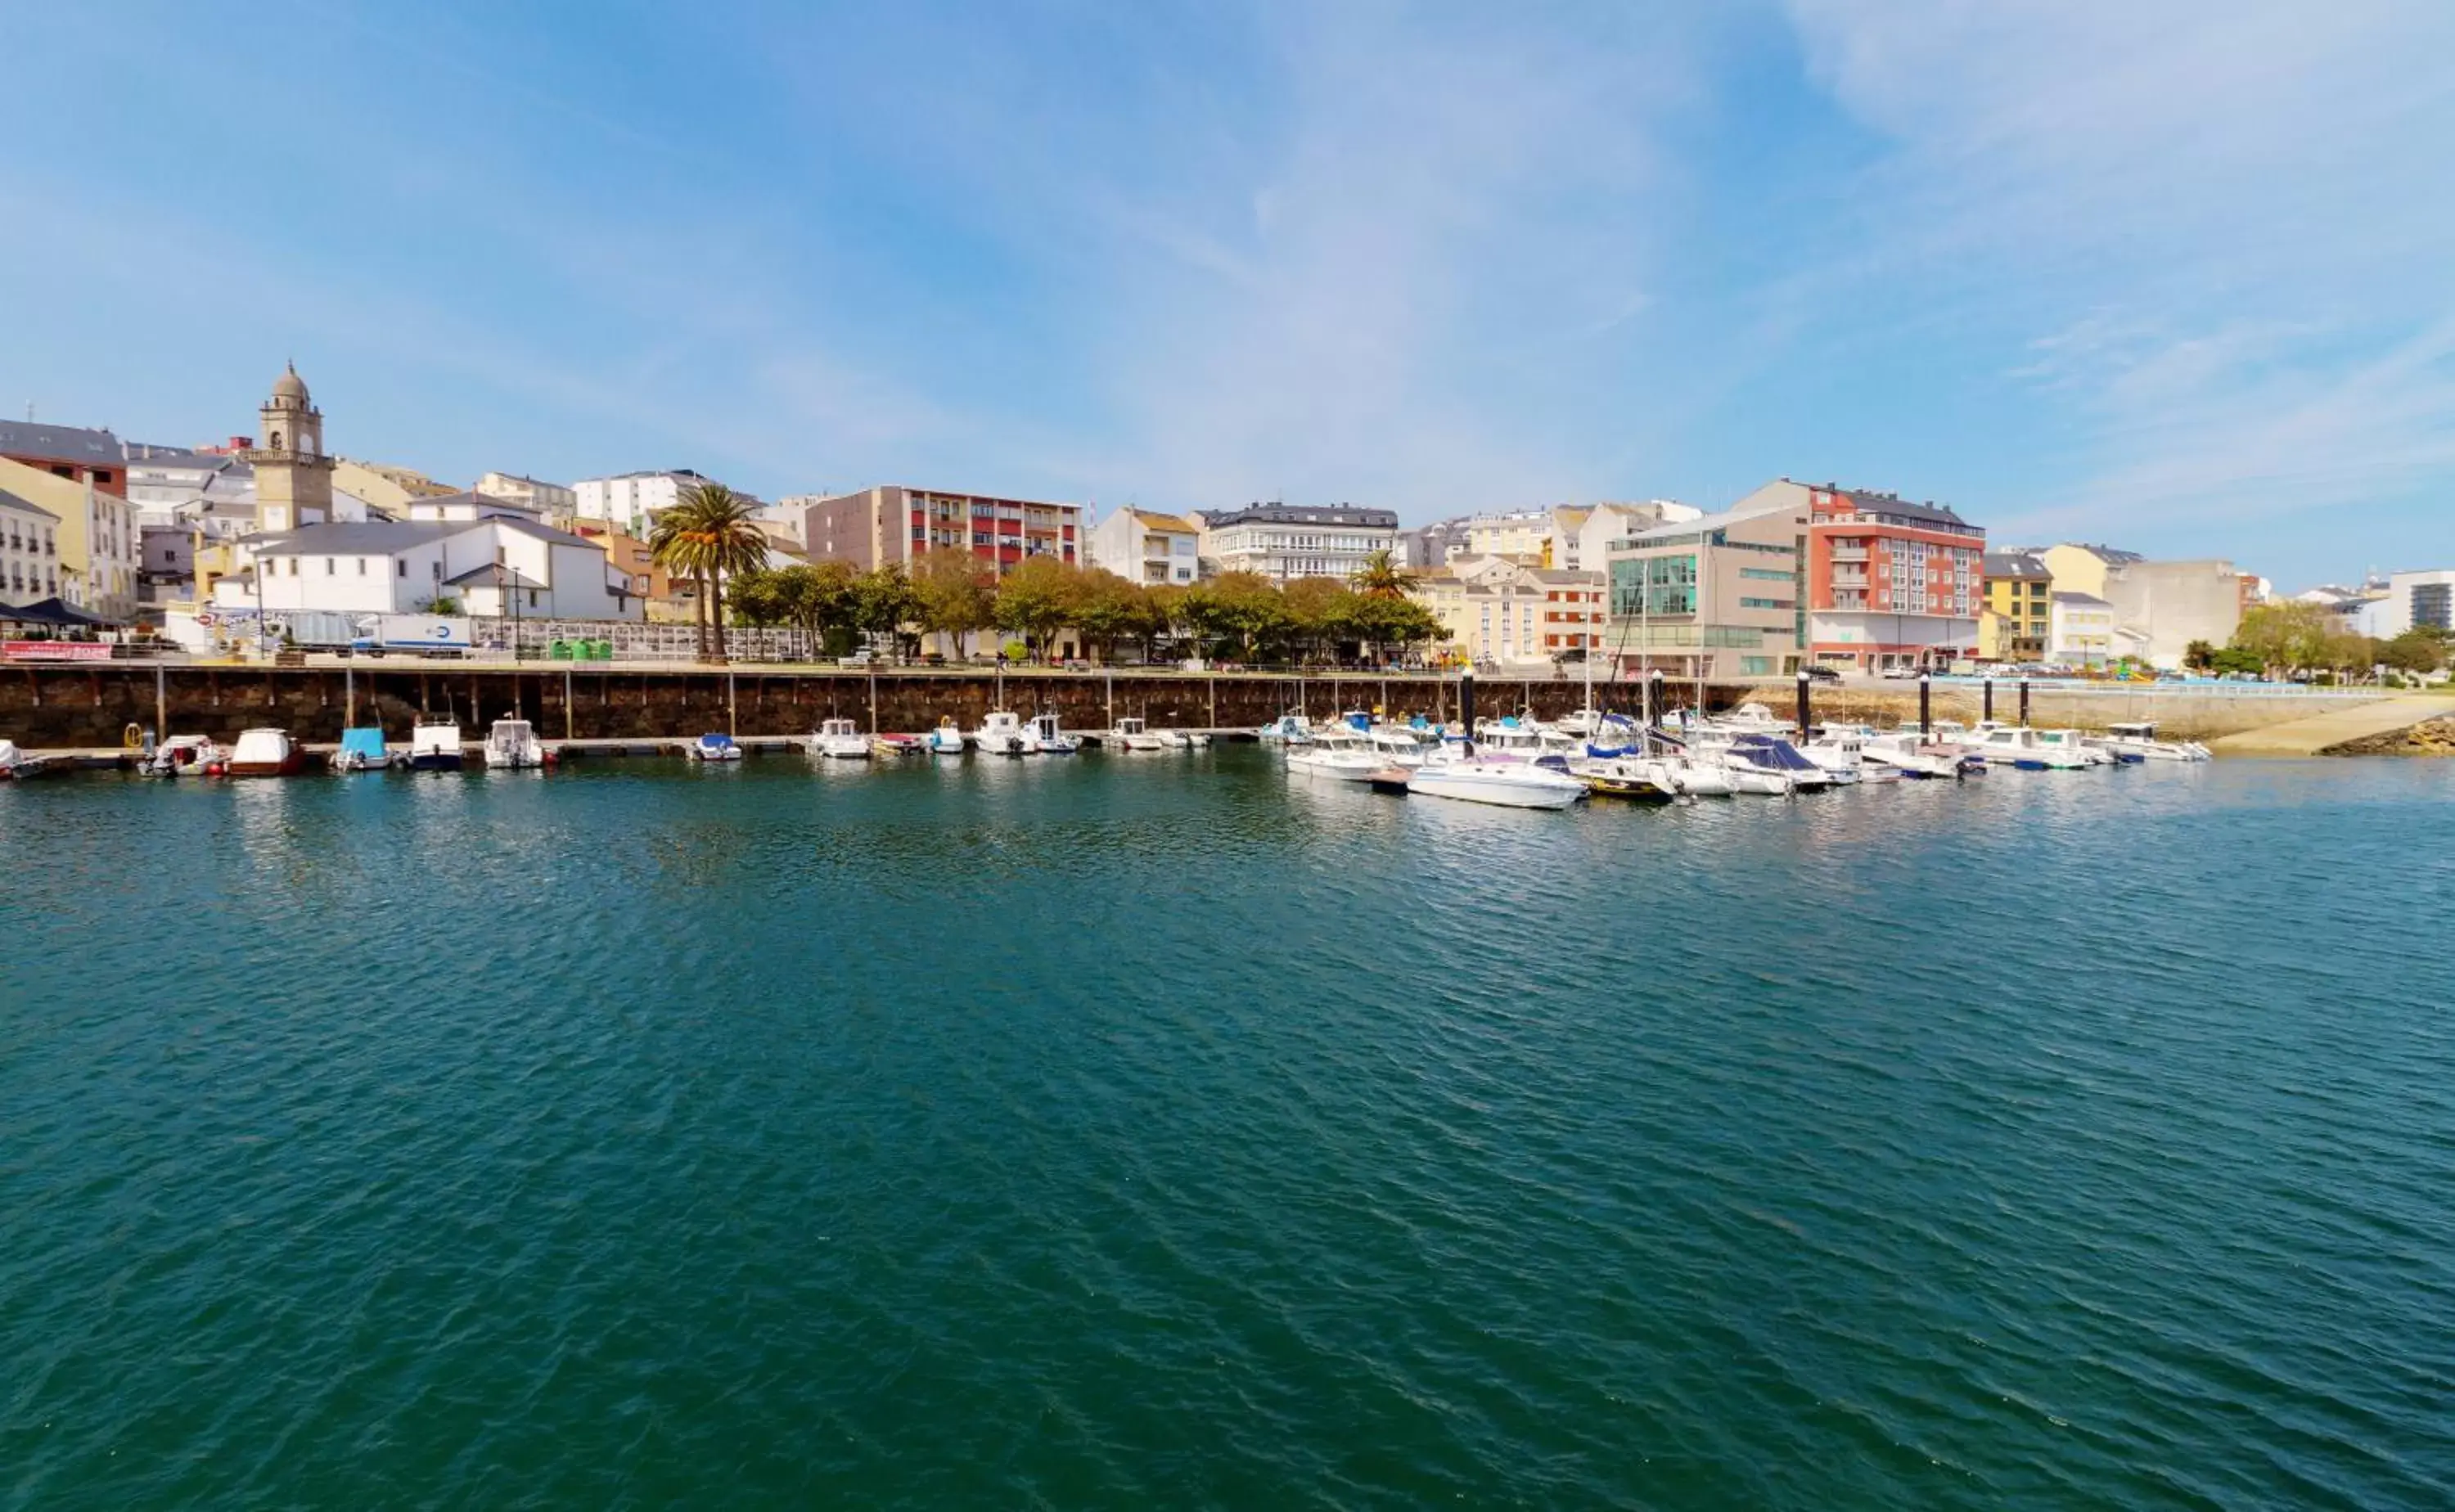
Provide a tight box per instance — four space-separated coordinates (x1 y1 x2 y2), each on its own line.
334 457 457 514
1980 550 2052 662
0 456 141 620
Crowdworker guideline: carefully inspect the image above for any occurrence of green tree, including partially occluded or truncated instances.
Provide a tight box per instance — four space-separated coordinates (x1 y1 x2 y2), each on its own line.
1187 571 1291 663
2182 638 2217 672
1349 547 1419 599
991 556 1077 661
651 481 771 662
849 565 923 659
2381 625 2450 675
1351 594 1444 663
2229 601 2336 676
1065 569 1148 664
1281 577 1356 664
912 547 995 659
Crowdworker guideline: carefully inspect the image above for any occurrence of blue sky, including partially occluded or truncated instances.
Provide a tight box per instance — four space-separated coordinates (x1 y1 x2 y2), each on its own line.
2 0 2448 587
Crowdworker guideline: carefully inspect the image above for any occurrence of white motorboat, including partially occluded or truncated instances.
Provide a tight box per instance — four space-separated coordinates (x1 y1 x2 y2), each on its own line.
486 718 548 769
1727 733 1833 790
1030 713 1083 754
408 719 463 772
143 733 222 776
926 718 967 755
1157 727 1209 748
2038 728 2111 767
1110 717 1167 752
227 727 305 777
1256 713 1313 744
1408 754 1586 809
1862 731 1962 779
2092 721 2210 763
0 739 20 779
812 718 872 760
973 709 1029 755
687 731 741 763
1366 725 1435 767
1972 725 2087 770
1661 755 1736 797
1285 727 1381 781
1467 719 1551 763
1797 727 1872 784
1710 701 1797 736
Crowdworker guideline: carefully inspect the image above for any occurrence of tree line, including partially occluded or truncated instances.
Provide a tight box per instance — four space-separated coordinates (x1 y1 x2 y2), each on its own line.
2186 601 2453 682
723 549 1448 665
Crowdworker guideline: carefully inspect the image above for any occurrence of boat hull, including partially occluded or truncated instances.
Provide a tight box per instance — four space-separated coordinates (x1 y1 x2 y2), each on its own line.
408 751 464 772
1407 768 1584 809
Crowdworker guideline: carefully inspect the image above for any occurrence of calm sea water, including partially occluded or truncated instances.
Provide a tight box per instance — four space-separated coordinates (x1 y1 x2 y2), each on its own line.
4 752 2452 1509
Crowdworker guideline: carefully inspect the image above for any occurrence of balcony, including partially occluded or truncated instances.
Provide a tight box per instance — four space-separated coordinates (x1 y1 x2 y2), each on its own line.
1827 547 1869 563
1830 568 1868 587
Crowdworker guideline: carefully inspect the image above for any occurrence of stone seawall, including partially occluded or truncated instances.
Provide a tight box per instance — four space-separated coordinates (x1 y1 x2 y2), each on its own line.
3 665 1742 749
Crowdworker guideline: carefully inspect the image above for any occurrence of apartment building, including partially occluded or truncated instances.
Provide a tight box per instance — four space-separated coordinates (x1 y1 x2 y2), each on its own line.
1086 507 1200 585
1730 479 1984 672
477 471 579 517
1980 550 2052 663
1199 502 1397 582
0 418 125 497
0 488 62 606
573 470 716 536
0 457 142 620
797 485 1082 574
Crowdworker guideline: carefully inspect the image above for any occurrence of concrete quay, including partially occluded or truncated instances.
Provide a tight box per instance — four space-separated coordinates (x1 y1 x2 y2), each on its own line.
2206 695 2455 757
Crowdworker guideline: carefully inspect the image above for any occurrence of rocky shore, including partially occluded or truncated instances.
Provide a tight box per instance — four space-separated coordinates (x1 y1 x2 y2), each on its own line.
2331 717 2455 757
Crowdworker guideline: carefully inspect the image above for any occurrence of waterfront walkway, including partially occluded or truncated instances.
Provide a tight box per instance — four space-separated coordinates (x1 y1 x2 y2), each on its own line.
2209 695 2455 756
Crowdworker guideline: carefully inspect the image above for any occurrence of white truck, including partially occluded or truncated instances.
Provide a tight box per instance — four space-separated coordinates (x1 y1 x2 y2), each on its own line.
350 615 474 657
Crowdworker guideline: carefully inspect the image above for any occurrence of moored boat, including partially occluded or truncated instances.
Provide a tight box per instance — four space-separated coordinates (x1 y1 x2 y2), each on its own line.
2091 721 2210 763
812 718 871 760
1030 712 1083 754
926 718 967 755
972 709 1029 756
226 727 305 777
336 727 392 772
872 732 927 758
1408 754 1586 809
143 733 222 776
1285 727 1380 781
1573 755 1678 802
486 718 548 769
1110 717 1166 752
408 719 464 772
685 731 741 763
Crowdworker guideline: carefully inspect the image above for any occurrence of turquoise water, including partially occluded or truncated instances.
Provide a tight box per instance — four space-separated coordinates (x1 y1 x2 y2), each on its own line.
4 753 2452 1508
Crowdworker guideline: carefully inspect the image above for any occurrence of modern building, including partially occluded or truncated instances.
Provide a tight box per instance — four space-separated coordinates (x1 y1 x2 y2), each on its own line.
1601 502 1805 680
1199 502 1397 582
476 471 579 517
1086 507 1201 586
0 488 62 608
0 418 126 497
573 470 716 536
1980 550 2053 663
2048 592 2119 668
0 457 141 620
2343 569 2455 638
1730 479 1984 672
796 485 1083 576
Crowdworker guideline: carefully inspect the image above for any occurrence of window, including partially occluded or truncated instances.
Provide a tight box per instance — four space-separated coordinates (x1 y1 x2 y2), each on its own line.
286 557 298 575
1739 596 1792 610
529 589 539 608
397 560 408 578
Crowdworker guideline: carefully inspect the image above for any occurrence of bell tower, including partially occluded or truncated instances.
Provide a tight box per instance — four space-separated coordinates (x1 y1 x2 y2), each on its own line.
250 362 334 532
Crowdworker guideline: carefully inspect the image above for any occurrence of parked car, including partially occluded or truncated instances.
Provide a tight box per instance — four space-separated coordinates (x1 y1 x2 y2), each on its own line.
1804 664 1843 683
1880 665 1921 680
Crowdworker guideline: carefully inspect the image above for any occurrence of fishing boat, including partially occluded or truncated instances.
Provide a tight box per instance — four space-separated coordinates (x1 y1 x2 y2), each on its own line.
811 718 871 760
1285 726 1380 781
685 731 741 763
226 727 305 777
1408 754 1586 809
484 718 547 769
926 718 967 755
336 727 392 772
1029 713 1083 754
142 734 222 776
408 718 464 772
2091 721 2210 762
1109 717 1167 752
872 732 926 758
972 709 1029 756
1796 727 1871 785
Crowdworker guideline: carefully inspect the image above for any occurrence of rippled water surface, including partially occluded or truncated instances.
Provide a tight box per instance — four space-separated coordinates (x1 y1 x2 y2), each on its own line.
5 752 2453 1509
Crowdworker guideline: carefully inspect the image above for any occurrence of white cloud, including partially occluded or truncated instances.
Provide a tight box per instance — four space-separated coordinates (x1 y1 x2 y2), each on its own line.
1785 0 2455 547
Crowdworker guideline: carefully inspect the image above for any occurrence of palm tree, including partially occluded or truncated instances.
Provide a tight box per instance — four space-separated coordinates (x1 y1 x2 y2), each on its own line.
651 482 772 662
1349 547 1419 600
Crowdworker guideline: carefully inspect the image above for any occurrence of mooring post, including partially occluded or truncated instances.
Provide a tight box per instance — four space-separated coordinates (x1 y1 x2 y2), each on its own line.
1795 668 1810 737
2020 678 2031 727
155 662 167 740
727 669 738 736
1984 677 1994 723
1919 671 1933 733
345 662 355 728
565 665 575 740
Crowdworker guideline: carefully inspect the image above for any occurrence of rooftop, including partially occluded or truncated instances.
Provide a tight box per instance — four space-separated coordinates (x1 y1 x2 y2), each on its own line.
0 418 122 462
1203 502 1400 529
1983 551 2051 578
244 515 601 553
2052 591 2114 607
1125 508 1202 534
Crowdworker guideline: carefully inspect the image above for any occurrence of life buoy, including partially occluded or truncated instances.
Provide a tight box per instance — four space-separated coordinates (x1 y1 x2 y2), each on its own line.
123 722 144 749
196 610 217 628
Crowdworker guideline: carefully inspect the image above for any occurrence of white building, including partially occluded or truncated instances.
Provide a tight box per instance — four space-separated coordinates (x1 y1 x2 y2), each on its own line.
572 470 715 536
1 488 61 607
1086 507 1201 585
212 515 640 621
1199 502 1399 582
2049 592 2119 668
2346 569 2455 639
476 471 579 517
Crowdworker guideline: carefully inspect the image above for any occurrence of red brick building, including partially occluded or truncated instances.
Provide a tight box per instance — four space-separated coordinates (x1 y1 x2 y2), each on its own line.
1732 478 1984 672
